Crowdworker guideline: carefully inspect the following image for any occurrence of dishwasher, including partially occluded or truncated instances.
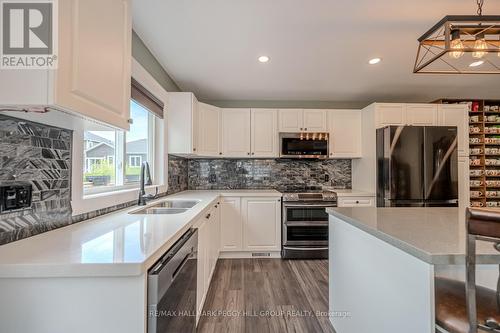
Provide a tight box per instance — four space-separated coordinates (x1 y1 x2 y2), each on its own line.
148 228 198 333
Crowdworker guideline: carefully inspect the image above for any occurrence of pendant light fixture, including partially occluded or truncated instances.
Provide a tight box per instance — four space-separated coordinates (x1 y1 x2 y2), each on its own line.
414 0 500 74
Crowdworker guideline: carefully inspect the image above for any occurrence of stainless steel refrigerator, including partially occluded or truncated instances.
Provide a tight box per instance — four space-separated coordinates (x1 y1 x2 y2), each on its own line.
376 126 458 207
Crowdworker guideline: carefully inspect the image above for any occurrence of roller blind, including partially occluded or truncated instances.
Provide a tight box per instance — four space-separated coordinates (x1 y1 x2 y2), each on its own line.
131 78 164 119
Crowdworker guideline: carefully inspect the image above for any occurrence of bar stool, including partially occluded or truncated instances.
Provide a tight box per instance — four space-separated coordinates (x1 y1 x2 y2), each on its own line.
435 208 500 333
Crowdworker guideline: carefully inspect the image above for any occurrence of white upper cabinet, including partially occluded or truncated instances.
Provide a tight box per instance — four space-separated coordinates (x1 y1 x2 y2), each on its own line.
242 197 281 251
329 110 362 158
221 108 251 157
406 104 438 126
375 103 407 128
438 104 468 156
198 103 221 156
251 109 278 157
167 92 199 155
278 109 303 132
303 109 328 132
0 0 132 130
278 109 328 132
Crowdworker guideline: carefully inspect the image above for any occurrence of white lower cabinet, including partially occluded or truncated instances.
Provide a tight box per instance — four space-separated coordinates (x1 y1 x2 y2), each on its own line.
337 196 375 207
220 197 243 251
242 198 281 251
196 203 220 324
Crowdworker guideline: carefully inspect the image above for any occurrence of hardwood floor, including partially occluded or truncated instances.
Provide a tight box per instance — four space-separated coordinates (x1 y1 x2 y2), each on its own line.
197 259 335 333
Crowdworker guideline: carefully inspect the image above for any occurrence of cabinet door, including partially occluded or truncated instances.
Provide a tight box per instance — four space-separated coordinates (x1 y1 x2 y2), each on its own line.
221 109 251 157
438 104 468 157
251 109 278 157
329 110 362 158
406 104 438 126
458 157 470 208
303 109 328 132
279 109 303 132
220 197 242 251
196 219 208 318
375 104 406 128
242 198 281 251
198 103 221 156
56 0 132 130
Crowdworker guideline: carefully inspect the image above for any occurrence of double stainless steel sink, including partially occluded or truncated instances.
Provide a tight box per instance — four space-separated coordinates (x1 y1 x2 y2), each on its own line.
130 199 200 215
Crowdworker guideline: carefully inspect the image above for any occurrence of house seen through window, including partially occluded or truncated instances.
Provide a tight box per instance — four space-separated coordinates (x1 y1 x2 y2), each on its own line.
83 101 154 194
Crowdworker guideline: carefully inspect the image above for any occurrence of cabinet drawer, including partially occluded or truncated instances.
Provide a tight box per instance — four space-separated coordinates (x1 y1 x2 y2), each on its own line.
338 197 375 207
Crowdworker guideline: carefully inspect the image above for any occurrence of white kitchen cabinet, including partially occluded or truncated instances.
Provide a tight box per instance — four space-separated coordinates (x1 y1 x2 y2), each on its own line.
303 109 328 132
196 217 209 320
375 104 406 128
458 157 469 208
329 110 362 158
167 92 199 155
0 0 132 130
221 109 251 157
220 197 243 251
207 203 220 282
242 198 281 251
406 104 438 126
278 109 328 132
198 103 221 156
438 104 469 157
279 109 303 132
251 109 278 157
337 196 375 207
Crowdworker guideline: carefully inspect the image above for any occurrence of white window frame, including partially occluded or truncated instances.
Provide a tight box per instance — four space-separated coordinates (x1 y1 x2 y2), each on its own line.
128 155 142 167
1 59 168 216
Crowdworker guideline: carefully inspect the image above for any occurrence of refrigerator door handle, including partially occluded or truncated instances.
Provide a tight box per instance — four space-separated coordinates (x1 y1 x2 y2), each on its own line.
424 137 458 200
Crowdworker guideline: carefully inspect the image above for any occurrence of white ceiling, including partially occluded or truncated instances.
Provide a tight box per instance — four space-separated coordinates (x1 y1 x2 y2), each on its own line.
132 0 500 106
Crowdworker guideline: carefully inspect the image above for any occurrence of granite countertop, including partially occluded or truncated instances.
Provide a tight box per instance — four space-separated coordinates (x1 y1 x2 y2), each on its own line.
0 190 281 278
327 207 500 265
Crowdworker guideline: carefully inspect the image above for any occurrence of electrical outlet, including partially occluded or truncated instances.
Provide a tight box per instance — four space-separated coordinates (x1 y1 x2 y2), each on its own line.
209 174 217 183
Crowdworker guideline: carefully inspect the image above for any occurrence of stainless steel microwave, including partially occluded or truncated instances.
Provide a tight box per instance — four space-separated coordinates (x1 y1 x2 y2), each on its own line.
279 133 329 159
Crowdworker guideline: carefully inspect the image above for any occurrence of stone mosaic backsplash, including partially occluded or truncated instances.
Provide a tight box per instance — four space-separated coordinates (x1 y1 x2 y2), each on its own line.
188 158 351 191
0 113 350 246
0 114 73 245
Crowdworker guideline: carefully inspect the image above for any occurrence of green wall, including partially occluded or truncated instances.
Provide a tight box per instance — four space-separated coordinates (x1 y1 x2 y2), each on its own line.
132 31 181 92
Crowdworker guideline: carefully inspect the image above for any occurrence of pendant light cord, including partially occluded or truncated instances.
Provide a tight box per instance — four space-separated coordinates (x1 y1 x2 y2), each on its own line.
477 0 484 16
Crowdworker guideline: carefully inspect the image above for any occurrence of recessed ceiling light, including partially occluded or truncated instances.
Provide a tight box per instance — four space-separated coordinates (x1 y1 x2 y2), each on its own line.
368 58 382 65
469 60 484 67
258 56 270 63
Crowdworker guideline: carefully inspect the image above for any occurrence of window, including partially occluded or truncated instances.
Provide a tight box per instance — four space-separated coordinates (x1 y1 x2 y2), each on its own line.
125 101 152 184
83 101 156 195
128 155 142 167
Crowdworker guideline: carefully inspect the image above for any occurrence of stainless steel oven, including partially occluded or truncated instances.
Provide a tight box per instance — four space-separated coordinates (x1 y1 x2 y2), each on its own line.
280 133 329 159
148 228 198 333
282 191 336 259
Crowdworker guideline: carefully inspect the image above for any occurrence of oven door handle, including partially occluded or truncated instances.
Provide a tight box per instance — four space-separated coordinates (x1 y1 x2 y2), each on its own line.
283 246 329 251
284 221 328 226
283 204 337 208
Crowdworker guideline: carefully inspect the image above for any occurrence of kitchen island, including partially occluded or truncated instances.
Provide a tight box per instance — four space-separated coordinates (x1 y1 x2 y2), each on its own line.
327 207 500 333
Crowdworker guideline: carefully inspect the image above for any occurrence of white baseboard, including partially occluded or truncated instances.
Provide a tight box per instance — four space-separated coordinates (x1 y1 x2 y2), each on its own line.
218 251 281 259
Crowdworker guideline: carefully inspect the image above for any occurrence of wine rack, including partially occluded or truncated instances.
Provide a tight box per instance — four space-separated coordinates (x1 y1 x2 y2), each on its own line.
436 99 500 208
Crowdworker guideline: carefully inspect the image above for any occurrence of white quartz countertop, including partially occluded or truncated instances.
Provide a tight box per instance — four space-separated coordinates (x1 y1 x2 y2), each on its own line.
327 207 500 265
0 190 281 278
